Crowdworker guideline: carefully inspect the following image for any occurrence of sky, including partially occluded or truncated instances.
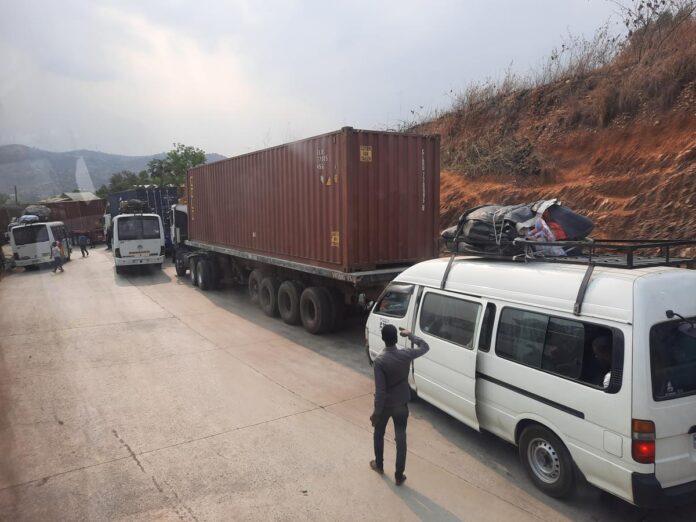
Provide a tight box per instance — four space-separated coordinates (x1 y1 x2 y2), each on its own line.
0 0 623 157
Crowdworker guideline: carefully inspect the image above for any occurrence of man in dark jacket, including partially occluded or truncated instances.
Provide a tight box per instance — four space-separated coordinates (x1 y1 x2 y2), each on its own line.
370 324 429 485
78 234 89 257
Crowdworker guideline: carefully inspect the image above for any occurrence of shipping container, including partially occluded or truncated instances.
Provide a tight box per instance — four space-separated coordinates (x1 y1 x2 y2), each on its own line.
187 127 440 271
173 127 440 334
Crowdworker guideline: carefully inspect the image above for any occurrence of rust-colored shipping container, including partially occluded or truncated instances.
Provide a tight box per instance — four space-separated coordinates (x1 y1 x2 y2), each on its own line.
187 127 440 272
45 200 106 237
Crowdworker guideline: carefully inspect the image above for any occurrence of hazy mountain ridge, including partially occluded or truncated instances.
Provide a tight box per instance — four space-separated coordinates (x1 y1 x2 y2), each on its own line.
0 144 225 201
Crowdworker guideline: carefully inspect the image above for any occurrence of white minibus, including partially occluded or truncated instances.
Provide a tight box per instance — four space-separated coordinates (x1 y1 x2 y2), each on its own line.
367 256 696 507
9 221 71 269
112 213 165 274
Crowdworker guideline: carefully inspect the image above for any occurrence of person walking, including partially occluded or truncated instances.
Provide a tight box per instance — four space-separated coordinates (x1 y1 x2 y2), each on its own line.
369 324 429 485
78 234 89 257
51 241 64 273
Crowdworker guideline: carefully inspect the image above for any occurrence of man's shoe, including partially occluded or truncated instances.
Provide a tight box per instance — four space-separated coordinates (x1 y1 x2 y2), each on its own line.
369 460 384 475
395 474 407 486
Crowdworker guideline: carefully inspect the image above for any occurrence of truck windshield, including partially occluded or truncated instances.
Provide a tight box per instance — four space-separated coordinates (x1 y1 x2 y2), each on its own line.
12 225 49 245
650 318 696 400
117 216 161 240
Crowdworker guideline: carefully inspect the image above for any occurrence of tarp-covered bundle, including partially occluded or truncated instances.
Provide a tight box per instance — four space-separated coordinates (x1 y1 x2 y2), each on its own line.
119 199 150 214
22 205 52 222
442 199 594 257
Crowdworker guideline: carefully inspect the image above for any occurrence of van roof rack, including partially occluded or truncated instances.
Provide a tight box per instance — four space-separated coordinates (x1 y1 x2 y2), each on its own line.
512 238 696 269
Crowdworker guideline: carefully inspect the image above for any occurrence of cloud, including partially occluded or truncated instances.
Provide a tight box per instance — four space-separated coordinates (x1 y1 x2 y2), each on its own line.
0 0 620 156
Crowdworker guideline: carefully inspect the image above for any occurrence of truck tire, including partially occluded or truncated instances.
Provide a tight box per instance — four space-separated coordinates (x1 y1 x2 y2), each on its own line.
248 269 262 304
189 258 198 286
175 254 187 277
259 277 281 317
197 259 213 290
327 287 345 332
519 424 576 499
300 286 333 334
278 280 304 325
115 265 124 275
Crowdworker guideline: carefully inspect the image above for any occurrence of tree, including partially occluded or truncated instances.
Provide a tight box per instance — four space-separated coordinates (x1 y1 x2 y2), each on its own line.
95 170 142 198
166 143 206 185
146 158 171 182
0 193 11 205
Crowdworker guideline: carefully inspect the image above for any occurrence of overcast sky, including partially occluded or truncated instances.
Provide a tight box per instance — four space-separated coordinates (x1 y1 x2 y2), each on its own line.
0 0 621 157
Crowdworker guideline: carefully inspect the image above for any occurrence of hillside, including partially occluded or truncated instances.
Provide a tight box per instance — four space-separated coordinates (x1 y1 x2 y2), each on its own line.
0 145 225 202
418 5 696 252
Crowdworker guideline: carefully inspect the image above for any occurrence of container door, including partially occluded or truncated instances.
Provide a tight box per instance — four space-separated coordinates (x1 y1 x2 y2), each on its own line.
414 289 481 430
367 283 416 361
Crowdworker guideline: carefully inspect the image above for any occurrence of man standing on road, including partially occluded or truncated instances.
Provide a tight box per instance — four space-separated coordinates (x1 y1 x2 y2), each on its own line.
78 234 90 257
51 241 64 273
370 324 429 485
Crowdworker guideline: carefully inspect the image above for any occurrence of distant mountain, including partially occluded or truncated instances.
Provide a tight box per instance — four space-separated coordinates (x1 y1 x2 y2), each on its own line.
0 145 225 202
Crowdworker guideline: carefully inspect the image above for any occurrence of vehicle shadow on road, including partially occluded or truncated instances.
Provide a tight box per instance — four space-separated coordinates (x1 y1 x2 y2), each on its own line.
113 266 173 287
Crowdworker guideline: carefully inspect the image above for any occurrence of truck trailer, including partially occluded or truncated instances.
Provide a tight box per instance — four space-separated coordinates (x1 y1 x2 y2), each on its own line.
173 127 440 334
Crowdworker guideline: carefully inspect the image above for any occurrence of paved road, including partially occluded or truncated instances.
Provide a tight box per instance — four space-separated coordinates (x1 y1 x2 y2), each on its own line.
0 247 693 521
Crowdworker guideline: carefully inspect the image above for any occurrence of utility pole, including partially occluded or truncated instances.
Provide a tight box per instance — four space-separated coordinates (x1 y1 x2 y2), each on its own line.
14 185 18 205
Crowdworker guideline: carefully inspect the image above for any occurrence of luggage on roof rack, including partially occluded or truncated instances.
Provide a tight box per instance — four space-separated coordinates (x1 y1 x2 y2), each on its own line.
442 199 594 257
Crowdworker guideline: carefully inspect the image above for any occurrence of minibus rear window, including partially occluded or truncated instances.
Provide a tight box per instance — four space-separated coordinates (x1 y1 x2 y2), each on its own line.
650 319 696 401
118 216 161 241
12 225 49 245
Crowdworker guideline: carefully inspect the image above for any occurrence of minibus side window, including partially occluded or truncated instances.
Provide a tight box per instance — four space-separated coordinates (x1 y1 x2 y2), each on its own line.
478 303 497 352
420 293 480 349
374 284 414 318
496 307 620 389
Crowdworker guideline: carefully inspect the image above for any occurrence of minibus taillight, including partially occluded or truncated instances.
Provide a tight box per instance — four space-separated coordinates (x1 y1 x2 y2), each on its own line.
632 419 655 464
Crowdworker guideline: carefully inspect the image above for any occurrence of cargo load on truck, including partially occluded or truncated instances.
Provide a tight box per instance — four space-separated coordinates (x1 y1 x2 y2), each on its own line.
175 127 441 334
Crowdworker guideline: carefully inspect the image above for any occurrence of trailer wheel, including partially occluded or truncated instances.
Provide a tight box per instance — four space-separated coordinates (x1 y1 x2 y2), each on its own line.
259 277 281 317
175 254 187 277
248 269 263 304
278 280 304 325
189 258 198 286
327 287 345 332
300 287 333 334
197 259 213 290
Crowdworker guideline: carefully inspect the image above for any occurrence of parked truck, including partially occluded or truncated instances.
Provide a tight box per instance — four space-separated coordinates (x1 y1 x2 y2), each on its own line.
172 127 441 334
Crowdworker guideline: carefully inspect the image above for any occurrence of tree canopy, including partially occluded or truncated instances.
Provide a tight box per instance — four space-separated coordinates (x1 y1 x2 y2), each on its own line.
95 143 206 198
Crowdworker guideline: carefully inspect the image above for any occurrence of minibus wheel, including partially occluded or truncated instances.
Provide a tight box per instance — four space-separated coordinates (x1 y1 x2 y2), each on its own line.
519 425 575 498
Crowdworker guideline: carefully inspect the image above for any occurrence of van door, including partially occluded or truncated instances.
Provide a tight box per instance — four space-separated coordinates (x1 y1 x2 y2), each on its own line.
647 316 696 489
367 283 417 361
414 289 481 430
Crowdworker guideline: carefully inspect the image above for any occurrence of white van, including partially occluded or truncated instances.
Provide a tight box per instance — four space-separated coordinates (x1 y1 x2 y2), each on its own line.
366 255 696 507
9 221 71 269
112 213 164 274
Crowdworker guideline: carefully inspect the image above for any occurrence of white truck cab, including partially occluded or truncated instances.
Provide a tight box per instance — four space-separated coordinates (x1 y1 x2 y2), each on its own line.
367 255 696 507
112 213 164 274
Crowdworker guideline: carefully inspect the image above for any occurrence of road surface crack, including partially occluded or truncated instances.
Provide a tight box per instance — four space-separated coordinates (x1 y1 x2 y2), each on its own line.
111 429 146 473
